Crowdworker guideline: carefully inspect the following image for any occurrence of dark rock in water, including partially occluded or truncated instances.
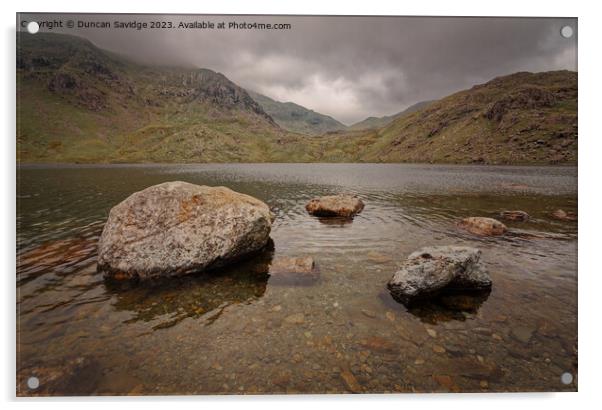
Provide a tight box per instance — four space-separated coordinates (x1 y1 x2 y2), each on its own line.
97 181 273 281
306 195 364 217
458 217 507 236
499 210 529 222
267 256 319 286
17 356 100 396
551 209 577 221
387 246 492 306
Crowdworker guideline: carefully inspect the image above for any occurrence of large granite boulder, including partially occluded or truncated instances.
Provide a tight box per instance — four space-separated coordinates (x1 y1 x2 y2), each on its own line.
306 195 364 217
97 181 273 281
387 246 492 306
458 217 507 236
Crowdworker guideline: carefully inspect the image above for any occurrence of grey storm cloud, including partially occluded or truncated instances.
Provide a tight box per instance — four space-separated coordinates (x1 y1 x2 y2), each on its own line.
20 14 577 124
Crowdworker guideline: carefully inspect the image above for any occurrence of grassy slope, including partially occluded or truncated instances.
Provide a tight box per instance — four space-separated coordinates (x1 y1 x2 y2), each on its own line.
349 100 435 131
17 33 577 164
357 71 577 164
17 33 296 163
248 91 348 135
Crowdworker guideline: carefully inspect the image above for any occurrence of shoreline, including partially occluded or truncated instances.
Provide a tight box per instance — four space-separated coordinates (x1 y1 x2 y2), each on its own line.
16 161 579 168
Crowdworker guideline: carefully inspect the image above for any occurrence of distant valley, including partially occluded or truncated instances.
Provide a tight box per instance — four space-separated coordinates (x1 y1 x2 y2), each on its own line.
247 91 347 135
348 101 435 131
17 33 577 164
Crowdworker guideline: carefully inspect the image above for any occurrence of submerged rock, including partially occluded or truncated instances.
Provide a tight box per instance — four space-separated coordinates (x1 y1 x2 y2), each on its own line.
306 195 364 217
499 210 529 222
551 209 577 221
458 217 507 236
97 181 273 281
340 369 362 393
387 246 492 306
359 336 396 353
267 256 319 286
18 237 97 278
284 313 305 325
511 325 535 344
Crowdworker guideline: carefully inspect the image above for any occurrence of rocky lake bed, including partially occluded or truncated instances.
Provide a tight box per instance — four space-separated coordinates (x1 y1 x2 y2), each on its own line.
16 163 577 395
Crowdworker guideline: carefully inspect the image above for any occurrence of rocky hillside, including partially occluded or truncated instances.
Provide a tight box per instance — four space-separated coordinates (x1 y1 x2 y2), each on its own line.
17 33 577 164
248 91 347 135
351 71 577 164
349 100 434 131
17 32 288 163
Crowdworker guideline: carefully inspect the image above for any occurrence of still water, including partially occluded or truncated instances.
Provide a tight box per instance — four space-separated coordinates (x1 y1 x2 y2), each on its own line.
16 164 577 394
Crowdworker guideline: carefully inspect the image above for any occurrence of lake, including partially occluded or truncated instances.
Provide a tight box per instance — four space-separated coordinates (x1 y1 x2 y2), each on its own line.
16 163 578 394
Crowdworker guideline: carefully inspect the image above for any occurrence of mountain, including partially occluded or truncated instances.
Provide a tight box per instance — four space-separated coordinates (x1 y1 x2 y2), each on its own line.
16 32 296 163
349 100 435 131
17 33 577 165
348 71 577 164
247 91 347 135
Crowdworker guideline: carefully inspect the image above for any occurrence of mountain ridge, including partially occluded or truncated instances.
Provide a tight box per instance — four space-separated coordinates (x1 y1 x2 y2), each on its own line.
247 90 347 135
17 33 577 165
349 100 435 131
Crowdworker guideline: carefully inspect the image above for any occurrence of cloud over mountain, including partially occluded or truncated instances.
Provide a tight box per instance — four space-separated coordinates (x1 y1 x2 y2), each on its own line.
20 14 577 124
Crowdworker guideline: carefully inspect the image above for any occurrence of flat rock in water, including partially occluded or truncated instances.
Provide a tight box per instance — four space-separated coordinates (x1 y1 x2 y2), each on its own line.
359 336 396 353
267 256 319 286
511 325 535 344
458 217 507 236
499 210 529 222
306 195 364 217
97 181 273 281
551 209 577 221
387 246 492 306
284 313 305 325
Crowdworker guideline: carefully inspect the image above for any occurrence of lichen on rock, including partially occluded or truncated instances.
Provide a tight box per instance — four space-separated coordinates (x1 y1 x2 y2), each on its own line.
97 181 273 281
306 195 364 217
387 246 492 306
458 217 507 236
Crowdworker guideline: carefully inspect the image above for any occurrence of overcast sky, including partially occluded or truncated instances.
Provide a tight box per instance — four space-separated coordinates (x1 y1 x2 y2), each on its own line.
20 14 577 124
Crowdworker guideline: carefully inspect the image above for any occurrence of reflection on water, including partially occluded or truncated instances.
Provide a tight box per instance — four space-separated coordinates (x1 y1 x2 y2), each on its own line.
106 247 273 330
380 289 492 324
17 164 577 395
317 217 354 226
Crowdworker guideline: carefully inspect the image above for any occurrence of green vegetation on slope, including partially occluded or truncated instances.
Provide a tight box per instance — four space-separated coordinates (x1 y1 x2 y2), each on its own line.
349 100 435 131
17 32 293 163
355 71 577 164
17 33 577 164
248 90 347 135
